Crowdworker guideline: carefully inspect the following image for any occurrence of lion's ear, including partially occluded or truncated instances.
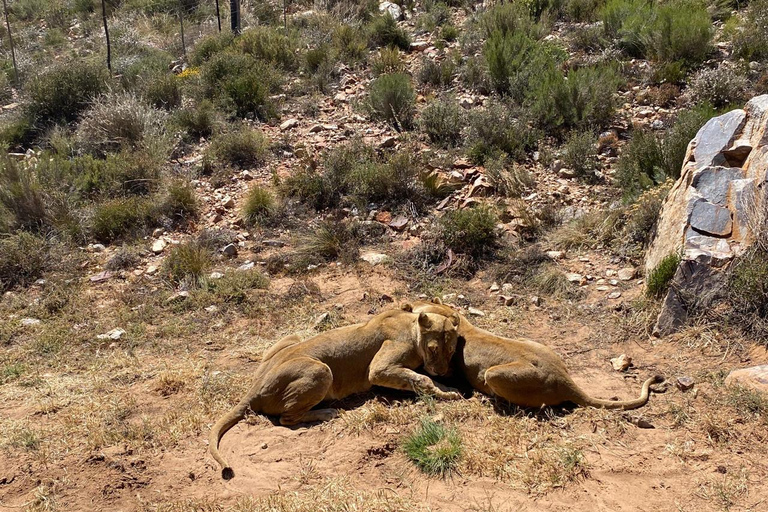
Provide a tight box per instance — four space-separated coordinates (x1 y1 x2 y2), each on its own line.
401 302 413 312
451 313 460 326
418 312 433 329
432 297 443 305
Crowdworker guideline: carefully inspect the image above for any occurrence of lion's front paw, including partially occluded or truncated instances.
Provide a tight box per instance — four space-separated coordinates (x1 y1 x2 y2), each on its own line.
438 391 463 401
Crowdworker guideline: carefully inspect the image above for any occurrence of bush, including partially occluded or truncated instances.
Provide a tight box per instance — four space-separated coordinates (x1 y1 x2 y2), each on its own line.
420 97 464 147
143 74 181 110
333 24 368 62
439 206 499 261
209 269 270 304
403 418 462 477
646 252 681 298
26 61 109 126
417 58 455 88
162 241 213 287
200 52 281 121
368 14 411 50
687 66 748 109
159 181 198 223
106 245 141 271
733 0 768 61
299 219 362 262
481 2 540 39
368 73 415 130
238 27 299 70
484 156 534 198
484 30 553 99
371 47 405 76
465 100 539 164
242 185 276 226
91 196 156 243
76 92 167 155
0 232 51 292
561 130 598 181
173 100 221 140
190 32 236 66
565 0 603 21
75 151 162 198
460 56 491 94
0 158 50 232
206 128 269 168
728 248 768 339
527 64 621 131
601 0 712 65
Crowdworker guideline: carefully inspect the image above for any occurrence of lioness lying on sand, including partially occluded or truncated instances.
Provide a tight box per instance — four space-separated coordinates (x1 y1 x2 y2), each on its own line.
210 307 461 479
410 298 664 409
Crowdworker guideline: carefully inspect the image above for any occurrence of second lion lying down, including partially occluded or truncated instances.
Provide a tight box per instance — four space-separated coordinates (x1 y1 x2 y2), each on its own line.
209 307 461 479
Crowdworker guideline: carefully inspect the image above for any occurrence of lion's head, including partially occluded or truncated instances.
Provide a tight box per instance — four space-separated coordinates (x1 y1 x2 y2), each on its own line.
415 311 459 376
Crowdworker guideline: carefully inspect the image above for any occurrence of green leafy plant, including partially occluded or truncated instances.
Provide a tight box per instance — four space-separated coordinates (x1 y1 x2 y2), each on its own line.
403 417 462 477
646 252 681 298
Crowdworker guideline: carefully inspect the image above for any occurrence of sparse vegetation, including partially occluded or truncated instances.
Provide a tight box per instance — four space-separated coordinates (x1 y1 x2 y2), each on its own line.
647 252 681 298
368 73 416 130
403 417 462 476
206 128 269 168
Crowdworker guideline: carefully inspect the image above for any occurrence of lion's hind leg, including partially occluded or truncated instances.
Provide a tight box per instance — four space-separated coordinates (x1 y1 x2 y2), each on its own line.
484 360 565 408
259 356 336 426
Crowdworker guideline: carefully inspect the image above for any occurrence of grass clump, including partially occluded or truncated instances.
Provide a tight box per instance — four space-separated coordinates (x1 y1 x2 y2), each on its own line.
417 58 456 89
173 100 221 140
143 73 181 110
368 73 416 130
465 100 539 164
237 27 299 71
485 156 534 198
727 248 768 340
91 196 156 243
367 14 411 50
0 232 52 292
561 130 598 181
159 181 198 223
370 47 405 76
439 206 499 261
299 219 363 263
403 417 462 477
206 128 269 169
162 241 214 287
209 269 270 304
646 252 681 298
242 185 276 226
420 97 464 147
733 0 768 61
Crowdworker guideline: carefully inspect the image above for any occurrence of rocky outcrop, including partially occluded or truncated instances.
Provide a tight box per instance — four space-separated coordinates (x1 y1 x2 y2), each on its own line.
646 95 768 336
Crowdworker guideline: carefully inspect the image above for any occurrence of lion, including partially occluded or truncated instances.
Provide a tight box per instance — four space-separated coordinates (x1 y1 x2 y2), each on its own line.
209 307 461 479
409 298 664 410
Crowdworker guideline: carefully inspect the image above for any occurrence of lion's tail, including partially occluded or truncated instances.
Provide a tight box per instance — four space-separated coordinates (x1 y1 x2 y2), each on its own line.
570 375 665 410
209 400 250 479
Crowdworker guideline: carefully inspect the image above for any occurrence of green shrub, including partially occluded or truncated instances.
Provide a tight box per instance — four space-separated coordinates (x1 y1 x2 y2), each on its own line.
200 52 281 120
0 232 51 292
209 269 269 304
481 2 541 39
76 92 167 155
371 47 405 76
299 219 362 262
561 130 598 181
418 1 451 31
367 14 411 50
564 0 603 21
646 252 681 298
242 185 276 226
106 245 141 271
160 181 198 222
368 73 415 130
440 24 459 42
527 64 621 131
733 0 768 61
74 151 162 198
616 129 665 199
238 27 299 70
465 100 539 163
460 56 491 94
417 58 455 88
687 66 748 109
484 156 534 198
143 74 181 110
333 24 368 62
728 248 768 339
190 32 236 65
26 61 109 126
0 158 50 232
403 418 462 477
420 97 464 147
173 100 221 140
206 128 269 168
162 241 213 287
485 30 554 99
91 196 156 243
439 206 499 261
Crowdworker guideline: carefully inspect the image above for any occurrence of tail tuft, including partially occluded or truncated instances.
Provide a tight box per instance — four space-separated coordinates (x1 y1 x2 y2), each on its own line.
222 467 235 480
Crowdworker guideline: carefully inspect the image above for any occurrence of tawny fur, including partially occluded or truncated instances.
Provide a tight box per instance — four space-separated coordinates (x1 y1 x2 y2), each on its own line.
410 298 664 410
209 308 461 479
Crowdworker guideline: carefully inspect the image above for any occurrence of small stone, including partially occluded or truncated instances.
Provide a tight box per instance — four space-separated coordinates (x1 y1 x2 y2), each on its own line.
617 268 637 281
209 272 224 280
676 376 695 391
280 118 299 131
263 239 286 247
21 318 41 327
610 354 632 372
565 273 583 283
724 365 768 394
489 282 500 292
546 250 565 260
146 265 159 275
165 291 190 305
97 328 126 340
379 136 396 149
89 271 112 283
308 124 323 133
222 243 238 257
409 41 429 52
607 291 622 299
379 1 402 20
596 286 610 291
468 307 485 317
558 168 577 179
501 283 515 295
222 196 236 209
359 251 391 265
314 312 331 328
498 295 517 306
151 239 167 254
152 228 164 237
205 305 219 313
88 243 106 252
529 296 543 306
389 216 408 231
260 442 268 449
238 261 255 271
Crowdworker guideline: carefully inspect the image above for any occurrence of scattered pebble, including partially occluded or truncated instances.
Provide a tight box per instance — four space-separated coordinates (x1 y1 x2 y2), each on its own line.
611 354 632 372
